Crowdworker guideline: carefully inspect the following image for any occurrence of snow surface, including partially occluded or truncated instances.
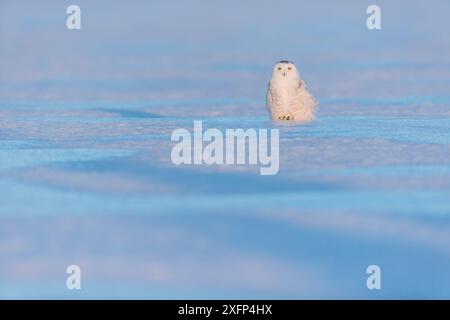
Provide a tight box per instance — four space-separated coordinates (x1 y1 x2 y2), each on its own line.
0 0 449 298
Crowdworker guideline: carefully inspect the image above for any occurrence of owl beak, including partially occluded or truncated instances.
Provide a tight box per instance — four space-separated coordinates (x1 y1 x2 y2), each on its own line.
282 71 286 77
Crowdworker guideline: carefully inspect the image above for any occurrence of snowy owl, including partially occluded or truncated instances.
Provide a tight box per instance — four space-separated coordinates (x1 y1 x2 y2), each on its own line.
266 61 316 122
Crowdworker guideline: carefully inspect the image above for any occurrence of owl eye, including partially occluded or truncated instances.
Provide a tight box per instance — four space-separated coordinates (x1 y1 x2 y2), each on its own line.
277 67 282 71
288 67 292 70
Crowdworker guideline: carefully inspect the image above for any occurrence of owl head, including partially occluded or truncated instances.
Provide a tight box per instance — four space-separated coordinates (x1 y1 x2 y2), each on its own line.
272 61 300 81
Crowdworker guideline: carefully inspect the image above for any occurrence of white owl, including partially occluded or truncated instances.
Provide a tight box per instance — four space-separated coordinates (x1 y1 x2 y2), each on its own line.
266 61 316 122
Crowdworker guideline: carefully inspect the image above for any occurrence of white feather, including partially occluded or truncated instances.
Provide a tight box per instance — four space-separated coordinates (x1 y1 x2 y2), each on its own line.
266 61 316 122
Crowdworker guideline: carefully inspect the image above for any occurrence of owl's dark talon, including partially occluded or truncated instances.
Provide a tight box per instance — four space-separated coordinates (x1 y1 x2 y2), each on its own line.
277 115 295 121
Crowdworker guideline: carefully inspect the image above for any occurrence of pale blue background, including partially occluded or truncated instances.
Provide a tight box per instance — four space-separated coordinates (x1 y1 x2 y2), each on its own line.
0 0 449 299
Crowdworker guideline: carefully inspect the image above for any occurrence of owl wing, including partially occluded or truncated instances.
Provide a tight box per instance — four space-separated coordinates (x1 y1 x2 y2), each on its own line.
266 83 281 117
293 80 316 121
295 80 306 95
